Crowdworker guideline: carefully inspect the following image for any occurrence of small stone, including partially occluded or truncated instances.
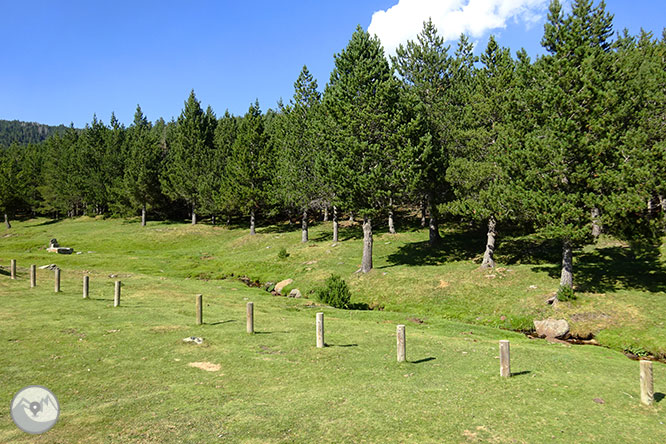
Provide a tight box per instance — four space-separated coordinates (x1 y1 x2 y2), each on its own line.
593 398 605 404
183 336 204 345
274 279 293 295
534 319 570 339
529 285 538 289
288 289 302 298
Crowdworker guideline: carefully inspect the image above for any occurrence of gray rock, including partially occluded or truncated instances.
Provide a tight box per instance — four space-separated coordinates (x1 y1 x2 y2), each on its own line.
534 319 570 338
183 336 203 345
274 279 293 295
288 289 302 298
39 264 59 270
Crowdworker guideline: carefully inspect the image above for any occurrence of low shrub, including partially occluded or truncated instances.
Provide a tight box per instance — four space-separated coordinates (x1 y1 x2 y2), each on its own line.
557 285 576 301
277 247 289 259
315 274 351 309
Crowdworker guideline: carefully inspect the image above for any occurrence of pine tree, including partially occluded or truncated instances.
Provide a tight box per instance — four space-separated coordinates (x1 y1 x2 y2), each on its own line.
273 65 323 242
522 0 621 295
446 36 519 268
161 90 216 224
324 25 401 272
0 144 25 228
220 101 273 235
124 105 162 226
393 19 453 245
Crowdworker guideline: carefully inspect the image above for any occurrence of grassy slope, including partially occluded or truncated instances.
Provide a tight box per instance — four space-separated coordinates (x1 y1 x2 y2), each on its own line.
0 217 664 442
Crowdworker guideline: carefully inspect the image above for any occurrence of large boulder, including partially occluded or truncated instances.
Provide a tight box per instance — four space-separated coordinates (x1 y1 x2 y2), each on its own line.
274 279 293 295
534 319 570 338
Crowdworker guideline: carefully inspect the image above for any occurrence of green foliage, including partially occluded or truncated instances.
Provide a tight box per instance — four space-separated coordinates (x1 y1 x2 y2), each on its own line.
277 247 289 259
0 119 70 146
556 285 577 301
315 274 351 309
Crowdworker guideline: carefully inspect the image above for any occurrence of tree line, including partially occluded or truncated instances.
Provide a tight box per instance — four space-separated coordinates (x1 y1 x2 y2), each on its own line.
1 0 664 299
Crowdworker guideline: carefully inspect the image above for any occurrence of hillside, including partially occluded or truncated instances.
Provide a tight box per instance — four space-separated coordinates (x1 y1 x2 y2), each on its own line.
0 119 70 146
0 217 664 443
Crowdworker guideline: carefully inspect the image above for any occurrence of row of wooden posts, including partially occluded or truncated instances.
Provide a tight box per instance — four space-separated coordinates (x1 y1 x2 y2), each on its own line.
7 259 658 406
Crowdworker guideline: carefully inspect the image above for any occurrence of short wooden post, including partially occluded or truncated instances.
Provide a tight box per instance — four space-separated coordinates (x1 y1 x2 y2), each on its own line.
83 275 89 299
640 360 654 406
195 294 203 325
499 340 511 378
114 281 121 307
10 259 16 279
246 302 254 333
316 312 325 348
30 265 36 288
54 268 61 293
397 324 406 362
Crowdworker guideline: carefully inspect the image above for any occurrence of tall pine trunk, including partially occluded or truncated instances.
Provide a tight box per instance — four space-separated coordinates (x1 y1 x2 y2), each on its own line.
212 215 216 226
323 207 328 222
191 203 197 225
361 216 373 273
141 204 146 227
481 216 497 269
428 197 441 246
301 209 308 243
559 239 573 289
349 212 354 222
388 197 396 234
4 213 10 229
591 207 601 238
250 210 256 235
333 206 339 242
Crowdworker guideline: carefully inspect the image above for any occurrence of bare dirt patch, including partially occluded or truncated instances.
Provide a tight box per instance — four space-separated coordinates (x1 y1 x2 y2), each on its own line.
188 361 221 372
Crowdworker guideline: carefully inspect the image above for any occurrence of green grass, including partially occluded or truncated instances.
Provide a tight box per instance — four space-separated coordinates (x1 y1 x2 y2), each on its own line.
0 217 665 442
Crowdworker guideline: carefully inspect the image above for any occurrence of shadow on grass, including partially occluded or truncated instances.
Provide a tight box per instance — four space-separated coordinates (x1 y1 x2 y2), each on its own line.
0 269 9 276
384 231 480 267
327 343 358 347
411 357 436 364
28 218 63 227
511 370 532 377
208 320 236 326
654 393 665 403
530 245 666 293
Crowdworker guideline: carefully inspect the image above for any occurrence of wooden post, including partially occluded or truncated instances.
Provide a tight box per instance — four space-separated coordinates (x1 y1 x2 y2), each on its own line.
196 294 203 325
500 340 511 378
83 275 89 299
640 360 654 406
397 324 406 362
246 302 254 333
30 265 36 288
54 268 60 293
114 281 121 307
10 259 16 279
316 312 324 348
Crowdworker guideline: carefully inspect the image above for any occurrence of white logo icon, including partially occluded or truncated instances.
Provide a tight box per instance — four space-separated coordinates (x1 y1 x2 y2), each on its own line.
10 385 60 434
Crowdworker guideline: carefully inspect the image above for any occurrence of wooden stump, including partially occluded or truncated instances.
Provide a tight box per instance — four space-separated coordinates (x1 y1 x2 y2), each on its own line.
54 268 61 293
30 265 36 288
83 275 89 299
499 340 511 378
196 294 203 325
316 312 324 348
246 302 254 333
114 281 121 307
640 360 654 406
397 325 406 362
10 259 16 279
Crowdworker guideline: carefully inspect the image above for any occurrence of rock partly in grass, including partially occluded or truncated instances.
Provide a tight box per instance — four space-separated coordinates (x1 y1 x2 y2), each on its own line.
275 279 293 295
534 319 570 338
288 289 302 298
183 336 204 345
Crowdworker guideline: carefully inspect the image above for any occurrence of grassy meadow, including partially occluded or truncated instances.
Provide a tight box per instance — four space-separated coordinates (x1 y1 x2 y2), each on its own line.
0 216 665 442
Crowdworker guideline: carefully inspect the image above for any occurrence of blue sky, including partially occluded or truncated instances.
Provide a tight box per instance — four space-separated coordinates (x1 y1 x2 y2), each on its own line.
1 0 663 127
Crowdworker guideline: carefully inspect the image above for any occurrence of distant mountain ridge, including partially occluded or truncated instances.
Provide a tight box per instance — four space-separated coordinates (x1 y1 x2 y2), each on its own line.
0 119 71 146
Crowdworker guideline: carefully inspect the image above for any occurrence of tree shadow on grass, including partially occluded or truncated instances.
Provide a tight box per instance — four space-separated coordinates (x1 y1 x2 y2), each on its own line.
530 245 666 293
411 357 436 364
655 393 665 403
208 320 236 326
28 218 63 227
0 268 9 276
384 231 481 267
511 370 532 377
494 237 562 265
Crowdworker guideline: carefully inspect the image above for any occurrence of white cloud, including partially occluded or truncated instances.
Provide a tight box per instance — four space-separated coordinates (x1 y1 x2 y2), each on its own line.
368 0 548 54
